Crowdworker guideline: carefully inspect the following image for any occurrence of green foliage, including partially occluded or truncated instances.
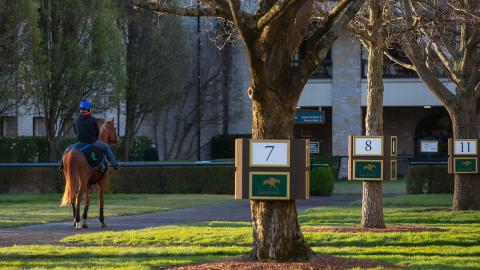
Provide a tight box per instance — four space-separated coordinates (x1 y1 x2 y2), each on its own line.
109 166 234 194
311 155 340 178
0 136 150 162
0 194 231 228
310 167 335 196
406 165 453 194
210 134 251 159
113 136 152 161
28 0 126 160
0 0 37 113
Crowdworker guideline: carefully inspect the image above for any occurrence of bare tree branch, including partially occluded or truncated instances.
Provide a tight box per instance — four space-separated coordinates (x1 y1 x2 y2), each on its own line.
227 0 255 41
399 0 455 106
130 0 231 19
256 0 298 30
384 50 416 71
297 0 365 86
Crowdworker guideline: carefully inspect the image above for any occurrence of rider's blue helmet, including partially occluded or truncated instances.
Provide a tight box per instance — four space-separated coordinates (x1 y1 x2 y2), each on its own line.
79 99 92 110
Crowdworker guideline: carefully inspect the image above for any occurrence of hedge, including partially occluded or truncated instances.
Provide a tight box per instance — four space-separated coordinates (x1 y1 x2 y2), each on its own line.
0 165 335 196
310 167 335 196
0 136 152 162
108 166 234 194
406 165 453 194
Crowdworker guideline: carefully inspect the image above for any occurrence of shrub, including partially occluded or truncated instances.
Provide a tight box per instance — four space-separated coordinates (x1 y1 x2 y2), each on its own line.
406 165 453 194
311 156 340 178
310 167 335 196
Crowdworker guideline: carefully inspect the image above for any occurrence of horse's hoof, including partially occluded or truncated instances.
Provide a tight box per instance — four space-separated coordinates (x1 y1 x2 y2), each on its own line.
75 223 82 230
82 222 88 229
100 222 107 228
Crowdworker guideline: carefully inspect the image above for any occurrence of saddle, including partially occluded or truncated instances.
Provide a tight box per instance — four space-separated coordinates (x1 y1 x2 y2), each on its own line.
68 143 106 169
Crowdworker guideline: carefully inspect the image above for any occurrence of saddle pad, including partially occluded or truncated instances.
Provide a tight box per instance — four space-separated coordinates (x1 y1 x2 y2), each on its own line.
70 143 106 168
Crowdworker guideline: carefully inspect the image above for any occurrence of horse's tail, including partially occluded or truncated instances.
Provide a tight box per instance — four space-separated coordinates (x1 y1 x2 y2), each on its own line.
61 152 79 207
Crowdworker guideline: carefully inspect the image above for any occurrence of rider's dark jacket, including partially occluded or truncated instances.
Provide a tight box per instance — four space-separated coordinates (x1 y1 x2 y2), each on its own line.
73 113 99 144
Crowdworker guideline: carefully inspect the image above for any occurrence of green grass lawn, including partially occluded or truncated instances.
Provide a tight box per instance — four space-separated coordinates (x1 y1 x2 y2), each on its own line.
333 178 407 194
1 194 479 269
0 194 233 228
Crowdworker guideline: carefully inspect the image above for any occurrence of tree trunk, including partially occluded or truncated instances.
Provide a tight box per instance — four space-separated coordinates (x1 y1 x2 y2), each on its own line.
122 112 135 161
47 137 58 162
450 99 480 210
361 0 385 228
249 90 314 261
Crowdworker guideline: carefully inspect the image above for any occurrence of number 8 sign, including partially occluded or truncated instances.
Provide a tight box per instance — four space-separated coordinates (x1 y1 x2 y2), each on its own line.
353 136 383 156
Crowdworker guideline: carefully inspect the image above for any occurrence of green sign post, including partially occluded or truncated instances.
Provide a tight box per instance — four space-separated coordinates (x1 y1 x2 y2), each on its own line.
454 157 478 174
353 160 383 180
249 172 290 200
295 111 325 124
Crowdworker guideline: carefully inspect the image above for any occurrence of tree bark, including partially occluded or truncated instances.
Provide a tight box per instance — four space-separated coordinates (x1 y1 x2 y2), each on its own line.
361 0 385 228
249 90 314 261
449 98 480 210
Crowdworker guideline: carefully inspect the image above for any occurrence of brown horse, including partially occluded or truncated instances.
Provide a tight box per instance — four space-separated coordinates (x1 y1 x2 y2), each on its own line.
61 119 119 229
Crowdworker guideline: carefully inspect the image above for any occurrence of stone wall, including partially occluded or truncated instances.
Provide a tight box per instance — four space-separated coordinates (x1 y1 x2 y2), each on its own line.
331 35 362 157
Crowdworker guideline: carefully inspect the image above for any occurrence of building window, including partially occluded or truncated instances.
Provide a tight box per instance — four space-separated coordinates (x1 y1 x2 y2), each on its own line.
0 116 18 137
293 43 332 79
33 117 46 137
361 45 418 78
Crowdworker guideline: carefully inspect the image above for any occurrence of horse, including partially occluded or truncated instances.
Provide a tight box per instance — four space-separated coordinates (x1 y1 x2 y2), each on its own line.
60 119 119 229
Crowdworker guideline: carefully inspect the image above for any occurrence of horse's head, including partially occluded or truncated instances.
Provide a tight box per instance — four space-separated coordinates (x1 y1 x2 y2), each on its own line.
100 118 119 145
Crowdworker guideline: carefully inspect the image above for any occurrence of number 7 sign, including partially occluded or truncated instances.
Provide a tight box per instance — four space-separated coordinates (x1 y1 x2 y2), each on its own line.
250 140 290 167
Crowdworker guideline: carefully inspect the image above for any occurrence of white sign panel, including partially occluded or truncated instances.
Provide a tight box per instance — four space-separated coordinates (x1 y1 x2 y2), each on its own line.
421 140 438 153
454 139 477 155
353 137 383 156
250 140 290 167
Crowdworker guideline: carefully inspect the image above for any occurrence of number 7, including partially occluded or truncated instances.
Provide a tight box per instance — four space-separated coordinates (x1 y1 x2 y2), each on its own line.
265 145 274 161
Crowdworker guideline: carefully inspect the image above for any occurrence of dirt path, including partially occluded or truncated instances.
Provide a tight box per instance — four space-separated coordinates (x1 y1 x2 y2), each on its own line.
0 194 367 246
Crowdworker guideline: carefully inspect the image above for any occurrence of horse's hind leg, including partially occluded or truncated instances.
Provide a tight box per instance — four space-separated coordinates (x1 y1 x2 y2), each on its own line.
99 179 106 228
71 199 76 227
81 191 90 229
75 191 83 230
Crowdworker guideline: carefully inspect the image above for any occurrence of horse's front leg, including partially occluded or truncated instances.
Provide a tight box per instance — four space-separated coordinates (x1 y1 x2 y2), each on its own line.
81 190 90 229
99 179 107 228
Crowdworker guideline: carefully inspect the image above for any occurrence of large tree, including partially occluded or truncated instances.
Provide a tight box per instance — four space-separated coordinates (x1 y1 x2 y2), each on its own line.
349 0 389 228
31 0 125 161
391 0 480 210
0 0 37 115
132 0 364 261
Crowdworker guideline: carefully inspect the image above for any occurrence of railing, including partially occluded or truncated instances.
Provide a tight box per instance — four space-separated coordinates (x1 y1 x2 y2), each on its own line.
0 161 329 168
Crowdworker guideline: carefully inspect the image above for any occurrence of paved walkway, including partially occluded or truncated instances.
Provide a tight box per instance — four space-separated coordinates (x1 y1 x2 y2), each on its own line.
0 195 364 246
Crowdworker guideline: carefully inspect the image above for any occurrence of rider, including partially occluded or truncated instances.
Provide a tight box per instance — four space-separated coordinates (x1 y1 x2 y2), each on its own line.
60 99 119 170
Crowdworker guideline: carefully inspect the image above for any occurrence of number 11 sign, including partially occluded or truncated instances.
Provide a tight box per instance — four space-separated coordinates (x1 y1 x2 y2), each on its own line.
250 140 290 167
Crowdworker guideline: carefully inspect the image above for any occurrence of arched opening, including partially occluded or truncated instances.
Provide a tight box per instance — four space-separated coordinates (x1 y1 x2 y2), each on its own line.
414 111 452 161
